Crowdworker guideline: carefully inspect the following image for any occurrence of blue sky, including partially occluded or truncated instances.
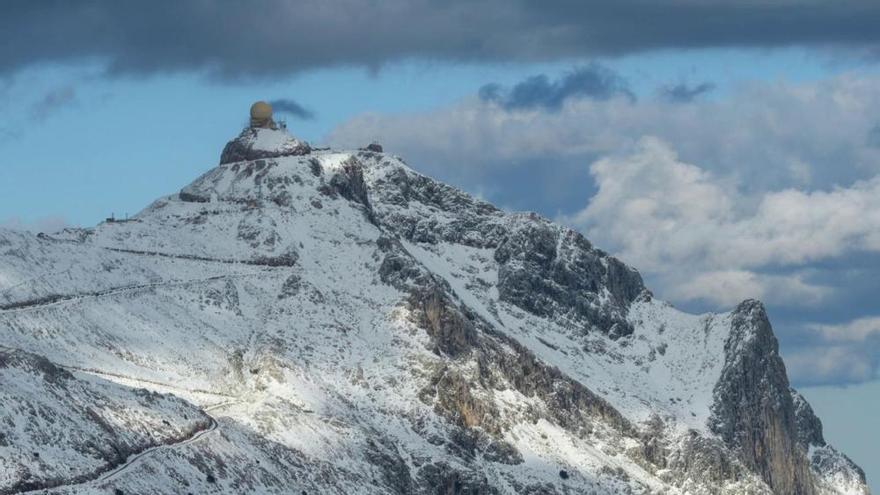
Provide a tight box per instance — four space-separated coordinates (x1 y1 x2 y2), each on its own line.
0 48 856 225
2 1 879 490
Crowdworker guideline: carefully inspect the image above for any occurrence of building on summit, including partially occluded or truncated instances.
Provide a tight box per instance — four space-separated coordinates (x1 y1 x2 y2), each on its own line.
249 101 277 129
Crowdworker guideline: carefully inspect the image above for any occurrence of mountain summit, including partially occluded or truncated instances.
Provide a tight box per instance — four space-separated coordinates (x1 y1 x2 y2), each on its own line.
0 125 869 494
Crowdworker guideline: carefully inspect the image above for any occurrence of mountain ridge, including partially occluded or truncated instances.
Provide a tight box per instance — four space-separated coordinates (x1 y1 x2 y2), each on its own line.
0 127 869 494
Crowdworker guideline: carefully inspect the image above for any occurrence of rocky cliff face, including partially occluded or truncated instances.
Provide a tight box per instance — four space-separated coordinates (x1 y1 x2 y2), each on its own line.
218 127 311 166
709 300 815 495
0 128 869 494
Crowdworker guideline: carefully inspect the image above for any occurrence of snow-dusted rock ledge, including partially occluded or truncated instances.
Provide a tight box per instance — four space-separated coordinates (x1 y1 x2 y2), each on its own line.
219 127 311 165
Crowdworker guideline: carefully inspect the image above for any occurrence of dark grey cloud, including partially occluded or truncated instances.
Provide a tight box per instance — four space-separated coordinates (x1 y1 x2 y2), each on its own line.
29 86 77 121
660 82 716 103
4 1 880 79
268 99 315 120
479 64 634 111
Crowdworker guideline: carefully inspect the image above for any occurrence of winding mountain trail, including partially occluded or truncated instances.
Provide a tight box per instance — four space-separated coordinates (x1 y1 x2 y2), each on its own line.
101 246 296 267
3 348 241 495
0 273 256 313
89 417 219 485
0 268 74 300
15 418 220 495
62 365 239 401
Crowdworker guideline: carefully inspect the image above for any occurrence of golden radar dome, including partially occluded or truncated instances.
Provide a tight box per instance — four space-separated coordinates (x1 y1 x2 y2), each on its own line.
249 101 276 129
250 101 273 120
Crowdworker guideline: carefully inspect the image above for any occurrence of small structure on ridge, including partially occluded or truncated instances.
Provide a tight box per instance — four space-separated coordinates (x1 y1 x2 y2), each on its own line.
217 102 312 165
249 101 277 129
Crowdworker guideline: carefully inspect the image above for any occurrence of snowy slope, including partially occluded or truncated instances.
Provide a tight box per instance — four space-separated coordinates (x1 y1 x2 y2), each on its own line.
0 128 869 494
0 347 209 494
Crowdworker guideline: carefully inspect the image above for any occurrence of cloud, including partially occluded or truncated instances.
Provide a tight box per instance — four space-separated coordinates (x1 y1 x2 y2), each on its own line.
809 317 880 342
785 345 876 386
667 270 830 308
551 136 878 308
659 82 715 103
29 86 77 121
4 1 880 78
569 136 880 273
782 317 880 385
479 64 634 111
330 73 880 196
268 98 315 120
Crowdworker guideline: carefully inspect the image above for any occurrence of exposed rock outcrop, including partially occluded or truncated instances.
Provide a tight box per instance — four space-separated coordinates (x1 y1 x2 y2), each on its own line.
220 127 310 165
792 389 825 448
494 216 644 337
709 300 816 495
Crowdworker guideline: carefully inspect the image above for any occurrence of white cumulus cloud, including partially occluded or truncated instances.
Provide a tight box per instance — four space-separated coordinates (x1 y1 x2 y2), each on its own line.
808 317 880 343
329 73 880 193
568 136 880 276
668 270 830 308
785 345 876 386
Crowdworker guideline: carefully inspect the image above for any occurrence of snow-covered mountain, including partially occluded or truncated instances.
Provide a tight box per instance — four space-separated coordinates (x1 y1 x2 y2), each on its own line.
0 127 869 494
